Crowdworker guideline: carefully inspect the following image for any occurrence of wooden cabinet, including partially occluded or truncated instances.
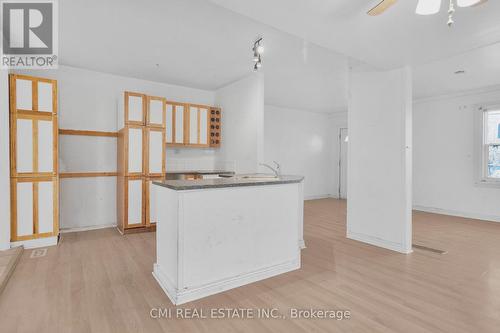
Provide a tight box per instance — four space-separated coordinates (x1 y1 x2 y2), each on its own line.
187 105 210 147
117 91 165 233
166 102 218 148
209 107 222 148
117 125 145 177
9 74 59 246
145 176 162 226
11 177 59 241
147 96 165 128
166 101 186 146
120 92 146 127
146 128 165 177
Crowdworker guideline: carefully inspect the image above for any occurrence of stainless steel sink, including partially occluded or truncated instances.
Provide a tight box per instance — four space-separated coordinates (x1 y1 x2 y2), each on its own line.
238 174 279 180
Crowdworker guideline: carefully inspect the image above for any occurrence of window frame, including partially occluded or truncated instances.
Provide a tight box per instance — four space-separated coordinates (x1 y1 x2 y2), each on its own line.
477 105 500 186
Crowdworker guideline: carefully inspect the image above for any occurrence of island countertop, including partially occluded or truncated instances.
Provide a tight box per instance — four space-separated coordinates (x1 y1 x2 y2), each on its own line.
153 175 304 191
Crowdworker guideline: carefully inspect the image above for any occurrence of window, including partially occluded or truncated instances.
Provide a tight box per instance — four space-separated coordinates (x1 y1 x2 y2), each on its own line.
482 108 500 181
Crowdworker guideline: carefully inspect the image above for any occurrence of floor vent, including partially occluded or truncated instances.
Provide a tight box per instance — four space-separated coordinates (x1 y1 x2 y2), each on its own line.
412 244 447 254
30 248 48 258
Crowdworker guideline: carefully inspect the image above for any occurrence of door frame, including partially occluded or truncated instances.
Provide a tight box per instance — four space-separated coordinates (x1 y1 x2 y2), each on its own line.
338 127 348 199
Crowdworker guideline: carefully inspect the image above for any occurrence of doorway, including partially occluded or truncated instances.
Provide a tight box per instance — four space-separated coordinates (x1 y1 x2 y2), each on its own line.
338 128 348 199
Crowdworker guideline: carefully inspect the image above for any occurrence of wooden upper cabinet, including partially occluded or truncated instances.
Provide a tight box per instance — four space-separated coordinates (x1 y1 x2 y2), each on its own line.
11 75 57 114
166 101 187 146
147 96 165 128
187 104 210 147
9 75 58 177
124 92 146 126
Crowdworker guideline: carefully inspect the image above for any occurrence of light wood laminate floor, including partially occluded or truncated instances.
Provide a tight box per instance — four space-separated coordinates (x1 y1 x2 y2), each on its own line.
1 199 500 332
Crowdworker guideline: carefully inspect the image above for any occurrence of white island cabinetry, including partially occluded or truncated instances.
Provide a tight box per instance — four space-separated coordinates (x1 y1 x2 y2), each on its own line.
152 176 304 305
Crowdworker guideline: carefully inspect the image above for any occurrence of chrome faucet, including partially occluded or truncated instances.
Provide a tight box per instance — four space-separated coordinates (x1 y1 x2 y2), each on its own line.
259 161 281 177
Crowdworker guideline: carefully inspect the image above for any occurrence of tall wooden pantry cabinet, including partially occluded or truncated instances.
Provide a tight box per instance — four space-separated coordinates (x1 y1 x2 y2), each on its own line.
117 92 166 233
9 74 59 247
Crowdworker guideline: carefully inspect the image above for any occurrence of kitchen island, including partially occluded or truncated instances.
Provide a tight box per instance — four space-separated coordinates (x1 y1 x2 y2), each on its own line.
152 175 305 305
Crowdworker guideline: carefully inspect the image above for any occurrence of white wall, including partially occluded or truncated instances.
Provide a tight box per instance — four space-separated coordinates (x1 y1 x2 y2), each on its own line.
329 112 348 199
347 67 413 254
264 105 337 199
215 74 264 174
413 89 500 222
16 65 216 230
0 69 10 250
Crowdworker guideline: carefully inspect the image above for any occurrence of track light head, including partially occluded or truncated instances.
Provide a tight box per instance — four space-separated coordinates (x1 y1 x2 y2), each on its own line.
252 37 264 71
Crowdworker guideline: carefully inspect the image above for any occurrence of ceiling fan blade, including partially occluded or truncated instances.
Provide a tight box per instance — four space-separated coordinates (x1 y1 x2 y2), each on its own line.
367 0 398 16
416 0 442 15
457 0 487 7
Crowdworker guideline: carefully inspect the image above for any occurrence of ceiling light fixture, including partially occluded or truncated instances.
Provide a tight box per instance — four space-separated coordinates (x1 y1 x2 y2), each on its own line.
252 37 263 71
368 0 487 26
415 0 488 26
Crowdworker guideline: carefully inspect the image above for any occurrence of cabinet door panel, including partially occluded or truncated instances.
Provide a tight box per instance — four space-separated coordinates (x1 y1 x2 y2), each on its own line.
149 99 164 126
38 120 54 173
128 96 144 122
189 107 198 144
166 104 173 143
127 179 143 225
38 181 54 234
174 105 184 144
16 119 33 173
17 182 33 237
128 128 143 174
16 79 32 110
148 180 157 224
149 130 163 174
199 108 208 145
38 82 53 112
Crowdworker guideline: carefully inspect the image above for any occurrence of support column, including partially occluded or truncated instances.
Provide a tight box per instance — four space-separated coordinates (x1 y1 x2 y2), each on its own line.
347 67 412 254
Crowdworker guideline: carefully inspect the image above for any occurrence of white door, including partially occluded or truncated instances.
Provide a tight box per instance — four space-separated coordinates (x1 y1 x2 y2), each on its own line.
199 108 208 145
127 178 143 226
128 128 143 174
174 105 184 144
16 119 33 173
148 130 163 175
37 81 54 112
148 180 157 225
15 79 33 111
38 181 54 234
148 98 164 127
38 119 54 173
189 106 199 144
127 95 144 123
166 104 174 143
16 182 34 237
339 128 348 199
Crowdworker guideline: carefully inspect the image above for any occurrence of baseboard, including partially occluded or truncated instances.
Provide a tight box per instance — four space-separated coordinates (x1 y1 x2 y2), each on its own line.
10 236 58 249
347 231 412 254
59 224 117 233
413 205 500 223
153 258 301 305
304 194 333 200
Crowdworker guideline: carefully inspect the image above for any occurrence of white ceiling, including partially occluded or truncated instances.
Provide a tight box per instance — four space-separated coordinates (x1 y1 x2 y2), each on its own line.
59 0 348 112
208 0 500 69
59 0 500 111
414 42 500 99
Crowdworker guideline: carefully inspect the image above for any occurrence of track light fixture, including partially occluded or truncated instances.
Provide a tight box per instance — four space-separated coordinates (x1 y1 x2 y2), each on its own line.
252 37 263 71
